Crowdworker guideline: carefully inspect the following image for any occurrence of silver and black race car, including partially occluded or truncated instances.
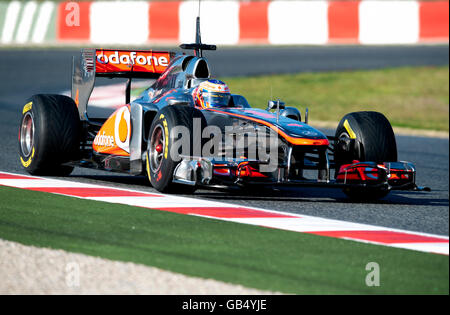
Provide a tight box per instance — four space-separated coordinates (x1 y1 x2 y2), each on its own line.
18 17 429 201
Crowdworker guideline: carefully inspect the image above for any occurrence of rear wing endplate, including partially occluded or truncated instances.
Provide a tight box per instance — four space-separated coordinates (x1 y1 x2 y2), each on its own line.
71 48 175 121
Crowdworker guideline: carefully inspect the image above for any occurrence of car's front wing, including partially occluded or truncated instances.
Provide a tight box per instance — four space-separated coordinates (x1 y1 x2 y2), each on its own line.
172 157 430 192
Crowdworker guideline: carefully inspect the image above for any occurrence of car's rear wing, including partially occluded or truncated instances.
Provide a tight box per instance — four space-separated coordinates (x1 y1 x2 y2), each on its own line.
72 48 175 121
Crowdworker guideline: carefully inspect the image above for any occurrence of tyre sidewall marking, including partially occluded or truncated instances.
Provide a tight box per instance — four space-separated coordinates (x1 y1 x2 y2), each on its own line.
22 102 32 114
146 149 152 179
162 119 169 159
20 102 36 168
158 113 169 160
20 147 35 168
149 114 170 185
343 119 357 139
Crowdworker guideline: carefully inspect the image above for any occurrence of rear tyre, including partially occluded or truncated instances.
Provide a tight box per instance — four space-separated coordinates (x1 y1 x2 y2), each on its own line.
334 111 397 201
18 94 80 176
146 105 206 193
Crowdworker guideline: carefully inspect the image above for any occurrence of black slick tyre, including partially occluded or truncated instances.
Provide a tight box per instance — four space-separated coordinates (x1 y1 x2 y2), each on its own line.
18 94 80 176
334 111 397 201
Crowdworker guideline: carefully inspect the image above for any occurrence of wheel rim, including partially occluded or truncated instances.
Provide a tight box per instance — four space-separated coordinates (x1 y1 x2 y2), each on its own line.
20 112 34 158
149 124 165 173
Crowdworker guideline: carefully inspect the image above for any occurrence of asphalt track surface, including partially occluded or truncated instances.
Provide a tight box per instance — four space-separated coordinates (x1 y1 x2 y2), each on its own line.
0 45 448 236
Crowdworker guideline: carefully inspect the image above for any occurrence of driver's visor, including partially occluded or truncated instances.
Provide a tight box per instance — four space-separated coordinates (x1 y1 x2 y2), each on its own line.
203 92 231 108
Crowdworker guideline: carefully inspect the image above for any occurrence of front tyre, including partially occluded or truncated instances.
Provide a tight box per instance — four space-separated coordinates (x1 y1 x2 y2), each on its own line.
334 111 397 201
18 94 80 176
146 105 206 193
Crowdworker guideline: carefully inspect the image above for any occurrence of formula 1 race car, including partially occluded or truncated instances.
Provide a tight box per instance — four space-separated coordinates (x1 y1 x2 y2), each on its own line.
18 18 429 201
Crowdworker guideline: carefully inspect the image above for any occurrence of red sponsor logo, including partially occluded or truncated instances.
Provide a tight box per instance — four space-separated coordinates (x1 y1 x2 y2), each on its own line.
95 50 170 74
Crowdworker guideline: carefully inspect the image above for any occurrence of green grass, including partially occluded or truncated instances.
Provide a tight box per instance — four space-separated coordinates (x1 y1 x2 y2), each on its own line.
135 66 449 132
225 66 449 131
0 185 448 294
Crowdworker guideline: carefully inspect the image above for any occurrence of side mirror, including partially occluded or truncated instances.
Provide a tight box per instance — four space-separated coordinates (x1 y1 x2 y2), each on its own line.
267 100 285 111
280 107 302 122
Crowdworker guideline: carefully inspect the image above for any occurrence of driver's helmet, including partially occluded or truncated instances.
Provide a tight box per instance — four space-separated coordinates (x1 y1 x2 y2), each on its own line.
194 79 231 109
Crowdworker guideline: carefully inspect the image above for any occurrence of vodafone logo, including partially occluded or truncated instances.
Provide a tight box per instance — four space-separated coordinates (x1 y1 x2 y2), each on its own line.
114 106 131 153
93 131 114 147
96 51 169 67
92 106 132 156
95 49 171 75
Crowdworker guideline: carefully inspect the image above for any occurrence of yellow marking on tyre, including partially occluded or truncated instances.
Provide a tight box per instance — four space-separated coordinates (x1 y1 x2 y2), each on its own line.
22 102 32 114
159 114 165 119
146 150 151 179
162 119 169 159
20 147 35 168
343 119 356 139
20 156 31 168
